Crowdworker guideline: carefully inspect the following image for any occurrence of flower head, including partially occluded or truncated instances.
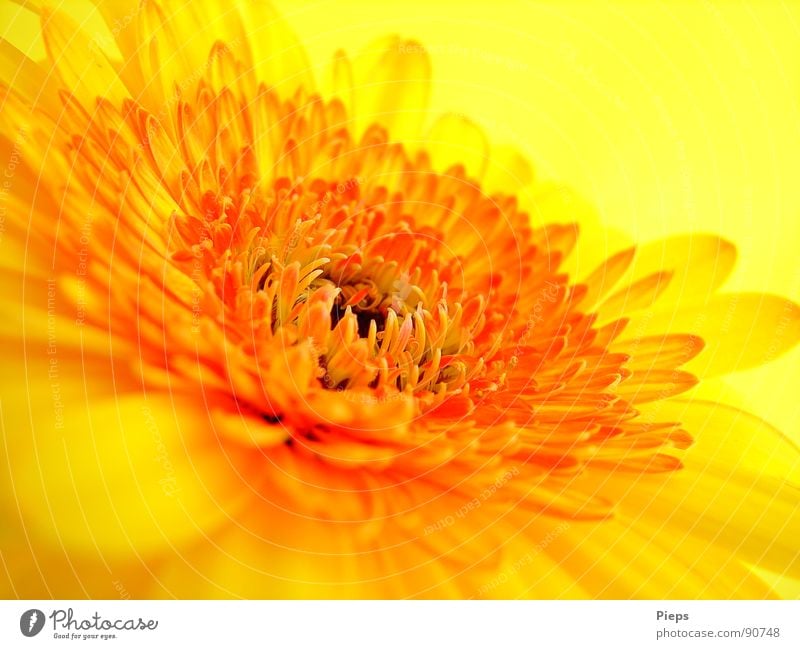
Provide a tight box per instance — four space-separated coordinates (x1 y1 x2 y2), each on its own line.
1 0 799 598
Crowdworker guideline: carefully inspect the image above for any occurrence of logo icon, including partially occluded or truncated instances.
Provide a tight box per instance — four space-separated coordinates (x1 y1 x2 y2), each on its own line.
20 609 45 637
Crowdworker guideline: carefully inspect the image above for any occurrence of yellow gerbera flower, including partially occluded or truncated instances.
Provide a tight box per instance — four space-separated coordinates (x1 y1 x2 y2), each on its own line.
1 0 798 599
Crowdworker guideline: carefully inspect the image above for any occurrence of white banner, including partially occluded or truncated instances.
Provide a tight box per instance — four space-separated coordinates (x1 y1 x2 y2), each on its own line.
0 600 797 648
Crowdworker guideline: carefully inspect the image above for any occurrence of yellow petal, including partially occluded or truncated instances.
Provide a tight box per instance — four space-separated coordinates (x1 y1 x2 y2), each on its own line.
579 246 635 309
353 35 431 141
40 5 128 105
631 234 736 307
613 333 704 370
152 458 510 597
573 235 734 314
0 39 54 108
426 112 488 179
240 0 313 94
549 519 754 597
481 144 534 194
622 293 800 376
526 183 631 278
323 48 355 117
623 469 800 582
596 270 673 322
0 508 159 598
640 398 800 484
570 397 800 586
2 394 262 555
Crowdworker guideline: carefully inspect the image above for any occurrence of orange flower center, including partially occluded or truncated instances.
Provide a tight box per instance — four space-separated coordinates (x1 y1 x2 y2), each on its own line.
40 76 695 516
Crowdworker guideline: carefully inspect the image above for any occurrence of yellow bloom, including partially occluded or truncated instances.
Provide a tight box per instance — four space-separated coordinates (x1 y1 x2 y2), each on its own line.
1 0 798 598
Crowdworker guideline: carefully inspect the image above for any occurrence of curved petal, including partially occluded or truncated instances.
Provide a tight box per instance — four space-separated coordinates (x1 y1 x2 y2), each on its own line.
240 0 313 94
150 476 510 598
632 234 737 307
537 516 773 598
323 48 355 118
0 39 56 108
40 5 129 105
578 246 635 309
525 183 632 279
352 35 431 141
620 293 800 377
567 397 800 587
482 144 535 195
2 394 263 555
426 113 489 179
596 270 673 323
641 398 800 484
579 234 736 318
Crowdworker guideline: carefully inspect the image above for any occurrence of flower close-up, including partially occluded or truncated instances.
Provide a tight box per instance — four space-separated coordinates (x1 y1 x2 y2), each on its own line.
1 0 799 599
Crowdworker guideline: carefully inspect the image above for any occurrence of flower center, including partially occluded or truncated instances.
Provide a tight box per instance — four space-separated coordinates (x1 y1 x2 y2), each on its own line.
330 299 386 339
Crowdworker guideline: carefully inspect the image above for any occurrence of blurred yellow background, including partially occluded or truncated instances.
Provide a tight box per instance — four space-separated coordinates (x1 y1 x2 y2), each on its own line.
3 0 799 437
